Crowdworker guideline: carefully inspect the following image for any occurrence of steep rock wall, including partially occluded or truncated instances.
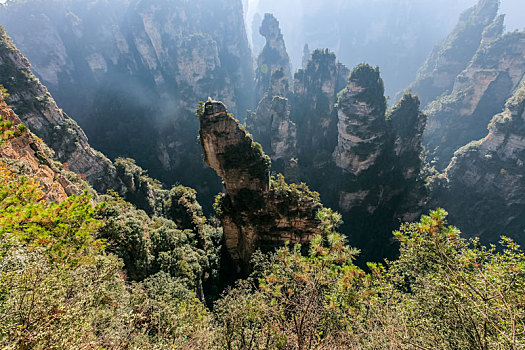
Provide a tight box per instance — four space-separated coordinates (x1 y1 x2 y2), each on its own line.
199 100 323 270
435 78 525 246
293 49 350 170
424 30 525 167
0 25 122 193
0 0 254 199
408 0 500 106
255 13 292 102
332 65 427 260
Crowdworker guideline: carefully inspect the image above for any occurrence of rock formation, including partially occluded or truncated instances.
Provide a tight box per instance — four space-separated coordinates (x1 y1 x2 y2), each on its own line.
293 49 350 170
0 25 198 218
333 64 388 175
435 77 525 246
424 29 525 167
198 100 324 270
247 67 297 179
0 98 81 202
255 13 292 102
0 25 122 193
249 14 296 179
0 0 254 199
248 54 428 262
333 64 427 260
408 0 500 106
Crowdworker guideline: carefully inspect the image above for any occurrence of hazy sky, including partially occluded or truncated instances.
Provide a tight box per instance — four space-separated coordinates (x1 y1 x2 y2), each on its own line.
244 0 524 97
245 0 524 56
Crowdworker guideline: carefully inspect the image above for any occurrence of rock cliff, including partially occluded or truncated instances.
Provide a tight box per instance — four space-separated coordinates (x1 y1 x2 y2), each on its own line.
0 25 122 193
333 64 387 175
248 54 427 262
293 49 350 170
247 67 297 178
0 98 81 202
0 0 254 201
255 13 292 102
435 77 525 246
333 65 427 260
424 30 525 167
198 100 324 270
0 25 202 218
408 0 500 106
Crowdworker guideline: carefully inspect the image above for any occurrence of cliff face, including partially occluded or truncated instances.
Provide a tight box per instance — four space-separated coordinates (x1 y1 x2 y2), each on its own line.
424 30 525 167
246 94 297 178
408 0 500 106
390 95 428 188
0 25 197 218
248 15 296 179
0 99 81 202
247 66 297 179
248 51 427 261
199 100 323 270
248 48 350 182
333 65 387 175
255 13 292 102
293 49 350 170
332 65 427 260
0 0 254 200
0 25 122 193
435 78 525 246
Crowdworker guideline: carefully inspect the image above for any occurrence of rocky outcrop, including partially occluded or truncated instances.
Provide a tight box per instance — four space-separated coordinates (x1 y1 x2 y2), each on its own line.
247 68 297 178
293 49 350 169
0 25 199 218
332 64 427 260
247 14 296 179
248 56 427 262
390 95 427 182
302 44 310 69
0 99 81 202
199 100 324 270
408 0 500 106
333 64 387 175
0 25 122 193
435 78 525 246
248 49 350 180
424 30 525 167
255 13 292 102
0 0 254 199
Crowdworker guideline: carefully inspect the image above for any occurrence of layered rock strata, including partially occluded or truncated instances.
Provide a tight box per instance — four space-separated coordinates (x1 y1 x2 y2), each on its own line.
424 30 525 167
435 78 525 246
408 0 500 106
0 25 122 193
199 100 324 270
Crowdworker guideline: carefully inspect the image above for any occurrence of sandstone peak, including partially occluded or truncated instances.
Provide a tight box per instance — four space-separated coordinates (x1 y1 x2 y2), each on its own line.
199 100 324 272
408 0 500 106
259 13 282 41
256 13 292 102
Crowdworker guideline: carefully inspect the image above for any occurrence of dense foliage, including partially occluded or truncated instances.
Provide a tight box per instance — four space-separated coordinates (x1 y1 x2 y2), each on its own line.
0 165 213 349
213 209 525 349
1 163 524 349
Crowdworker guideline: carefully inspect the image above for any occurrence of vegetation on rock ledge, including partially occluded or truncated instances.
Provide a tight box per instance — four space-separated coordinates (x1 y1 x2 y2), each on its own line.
2 161 524 348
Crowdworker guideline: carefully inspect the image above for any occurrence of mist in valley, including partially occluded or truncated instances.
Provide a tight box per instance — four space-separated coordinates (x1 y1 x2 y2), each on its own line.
244 0 525 96
2 0 525 348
